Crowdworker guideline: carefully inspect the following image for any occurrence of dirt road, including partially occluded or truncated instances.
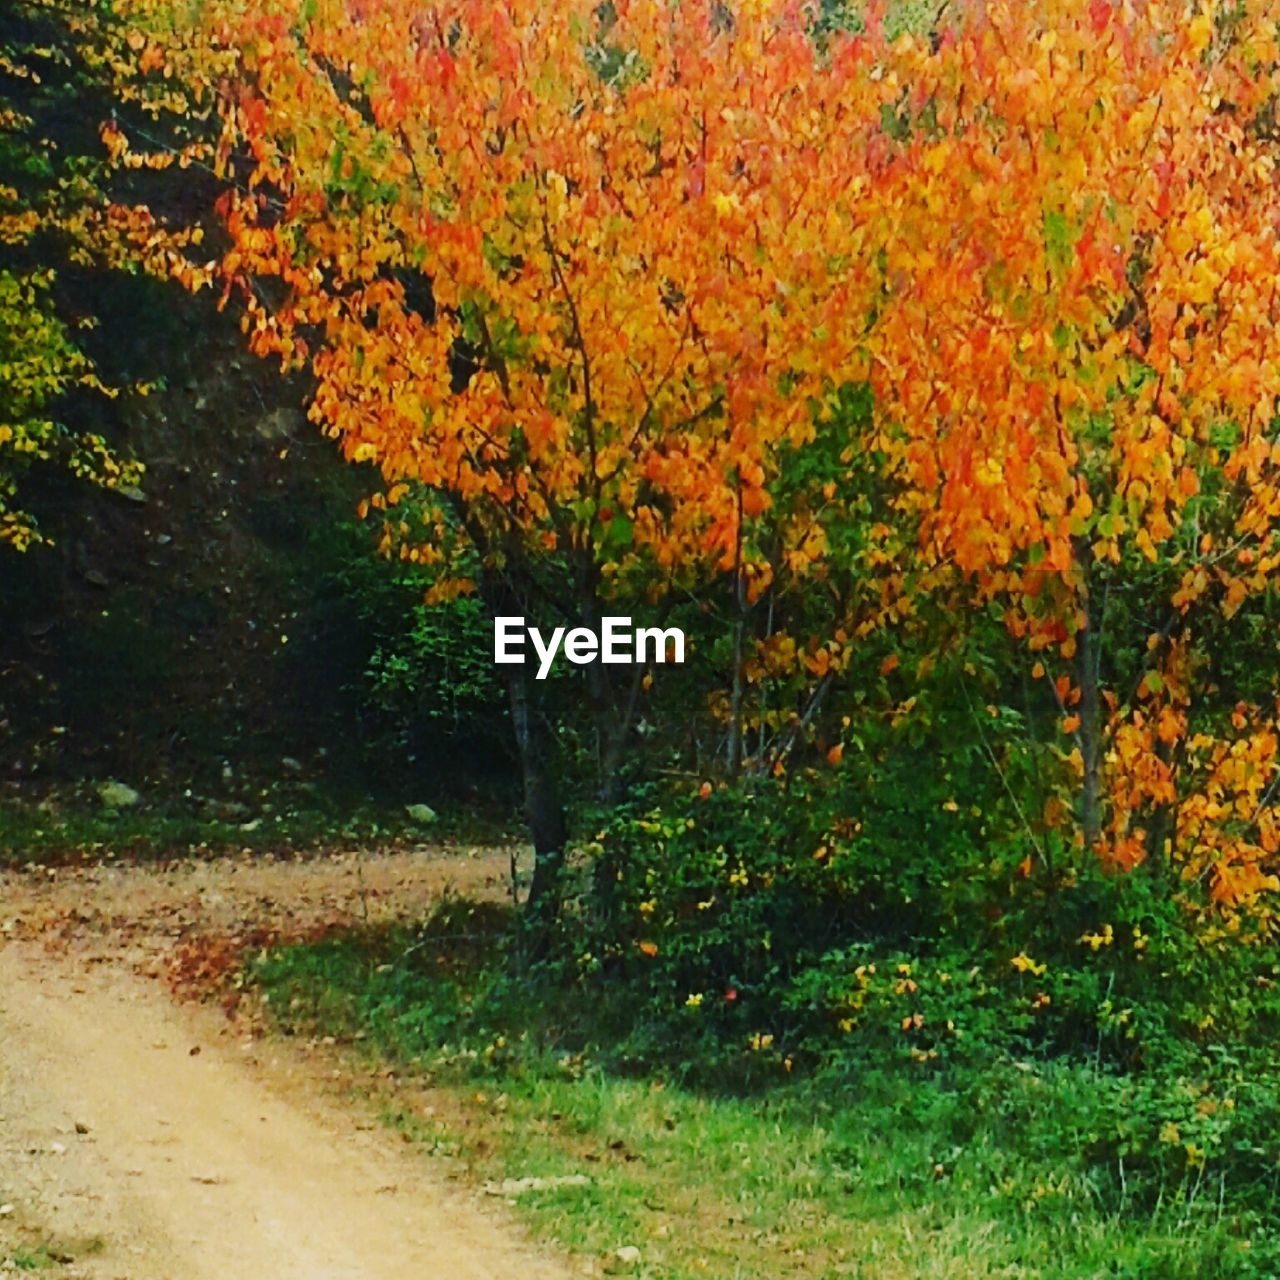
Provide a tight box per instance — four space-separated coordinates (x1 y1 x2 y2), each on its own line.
0 847 574 1279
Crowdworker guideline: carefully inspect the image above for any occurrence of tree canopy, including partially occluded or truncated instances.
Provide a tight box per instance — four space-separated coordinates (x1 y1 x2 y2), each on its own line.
66 0 1280 923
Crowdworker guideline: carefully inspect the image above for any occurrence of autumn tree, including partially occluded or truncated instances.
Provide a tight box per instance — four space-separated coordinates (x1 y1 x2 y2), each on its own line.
0 2 144 551
848 0 1280 915
84 0 1280 928
86 0 921 911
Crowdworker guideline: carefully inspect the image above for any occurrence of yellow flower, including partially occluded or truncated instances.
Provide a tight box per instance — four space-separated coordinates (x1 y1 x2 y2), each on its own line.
685 993 703 1009
1011 952 1047 977
1079 924 1114 951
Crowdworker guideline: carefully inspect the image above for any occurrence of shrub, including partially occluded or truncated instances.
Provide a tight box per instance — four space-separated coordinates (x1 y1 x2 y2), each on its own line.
555 769 1280 1085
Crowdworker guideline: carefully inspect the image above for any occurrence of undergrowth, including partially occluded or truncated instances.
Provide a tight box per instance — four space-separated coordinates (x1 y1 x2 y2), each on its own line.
0 788 516 865
254 898 1280 1280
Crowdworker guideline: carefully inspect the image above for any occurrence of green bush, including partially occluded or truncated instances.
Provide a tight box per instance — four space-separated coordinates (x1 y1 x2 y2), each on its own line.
553 764 1280 1088
254 896 1280 1271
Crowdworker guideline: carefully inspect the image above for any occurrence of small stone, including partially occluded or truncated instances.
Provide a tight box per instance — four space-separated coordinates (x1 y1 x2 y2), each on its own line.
281 756 304 774
614 1246 642 1265
483 1174 591 1196
75 1122 90 1135
98 780 141 809
255 407 305 441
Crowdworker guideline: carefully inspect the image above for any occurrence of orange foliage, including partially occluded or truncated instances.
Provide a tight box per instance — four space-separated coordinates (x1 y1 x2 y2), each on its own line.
87 0 1280 914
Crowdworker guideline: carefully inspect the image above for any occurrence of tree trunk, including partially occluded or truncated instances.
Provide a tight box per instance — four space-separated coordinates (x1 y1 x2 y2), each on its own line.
726 612 745 777
475 562 568 924
1074 567 1103 851
576 575 617 799
503 657 567 915
576 571 647 920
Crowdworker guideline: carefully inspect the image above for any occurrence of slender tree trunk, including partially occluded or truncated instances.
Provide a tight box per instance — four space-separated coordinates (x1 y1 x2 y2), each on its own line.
726 613 745 777
576 573 616 798
503 657 567 914
475 563 568 923
725 484 746 777
577 569 653 919
1073 558 1104 850
1145 736 1175 869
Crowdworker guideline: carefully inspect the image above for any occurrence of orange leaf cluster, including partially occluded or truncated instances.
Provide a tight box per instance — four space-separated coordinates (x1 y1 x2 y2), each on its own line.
87 0 1280 912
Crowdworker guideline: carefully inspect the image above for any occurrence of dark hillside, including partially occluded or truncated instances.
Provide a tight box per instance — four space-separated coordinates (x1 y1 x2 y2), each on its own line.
0 278 512 836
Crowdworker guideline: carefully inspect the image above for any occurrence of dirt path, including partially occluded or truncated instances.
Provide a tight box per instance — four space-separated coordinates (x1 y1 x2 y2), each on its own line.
1 845 518 961
0 848 574 1280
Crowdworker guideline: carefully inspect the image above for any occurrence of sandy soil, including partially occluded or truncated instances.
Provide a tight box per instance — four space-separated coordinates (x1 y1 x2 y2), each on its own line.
1 844 518 958
0 847 574 1280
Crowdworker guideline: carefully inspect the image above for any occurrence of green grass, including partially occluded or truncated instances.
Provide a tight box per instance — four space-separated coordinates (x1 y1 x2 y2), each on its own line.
0 793 515 866
0 1225 102 1274
7 1246 54 1272
253 907 1276 1280
0 805 305 865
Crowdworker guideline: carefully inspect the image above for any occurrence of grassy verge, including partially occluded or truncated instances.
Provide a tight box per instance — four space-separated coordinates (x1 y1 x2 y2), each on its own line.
253 903 1272 1280
0 1210 102 1276
0 791 515 866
